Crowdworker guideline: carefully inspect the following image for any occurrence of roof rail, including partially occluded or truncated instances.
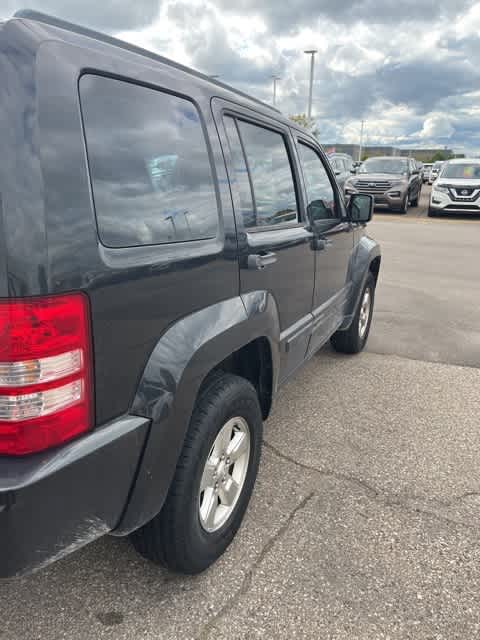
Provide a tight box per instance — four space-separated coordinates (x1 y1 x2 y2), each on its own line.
13 9 282 115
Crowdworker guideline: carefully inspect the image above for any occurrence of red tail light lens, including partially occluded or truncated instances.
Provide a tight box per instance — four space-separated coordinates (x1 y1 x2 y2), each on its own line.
0 294 93 455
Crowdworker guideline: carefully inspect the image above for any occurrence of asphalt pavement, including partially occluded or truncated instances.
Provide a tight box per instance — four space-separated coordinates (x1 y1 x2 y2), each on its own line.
1 185 480 640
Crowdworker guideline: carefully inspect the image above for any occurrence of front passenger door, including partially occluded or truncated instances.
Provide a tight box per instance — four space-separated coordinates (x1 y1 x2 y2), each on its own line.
296 138 354 355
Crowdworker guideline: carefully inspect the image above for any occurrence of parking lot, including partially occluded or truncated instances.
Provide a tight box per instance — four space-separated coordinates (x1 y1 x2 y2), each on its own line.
2 184 480 640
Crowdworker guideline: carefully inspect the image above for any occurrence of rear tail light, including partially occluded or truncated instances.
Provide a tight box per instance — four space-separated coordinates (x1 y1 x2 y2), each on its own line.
0 294 93 455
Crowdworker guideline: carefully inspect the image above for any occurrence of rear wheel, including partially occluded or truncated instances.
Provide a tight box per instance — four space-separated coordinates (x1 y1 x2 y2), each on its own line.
131 374 263 574
331 273 375 354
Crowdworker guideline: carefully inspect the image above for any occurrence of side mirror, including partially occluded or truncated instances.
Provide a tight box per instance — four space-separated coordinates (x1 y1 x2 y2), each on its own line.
412 169 419 175
350 168 357 174
348 193 373 223
335 170 341 176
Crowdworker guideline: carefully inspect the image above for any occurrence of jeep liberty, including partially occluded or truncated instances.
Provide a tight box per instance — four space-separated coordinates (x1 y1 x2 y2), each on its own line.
0 11 380 577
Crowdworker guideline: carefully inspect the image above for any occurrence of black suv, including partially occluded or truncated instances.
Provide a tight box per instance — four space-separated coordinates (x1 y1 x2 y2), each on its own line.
0 11 381 578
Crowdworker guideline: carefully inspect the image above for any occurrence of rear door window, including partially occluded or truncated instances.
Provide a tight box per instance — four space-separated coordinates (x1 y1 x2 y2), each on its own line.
80 75 218 247
233 120 299 228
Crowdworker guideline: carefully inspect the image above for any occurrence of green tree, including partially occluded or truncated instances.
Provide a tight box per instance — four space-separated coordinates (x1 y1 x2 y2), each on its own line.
430 151 448 162
289 113 319 138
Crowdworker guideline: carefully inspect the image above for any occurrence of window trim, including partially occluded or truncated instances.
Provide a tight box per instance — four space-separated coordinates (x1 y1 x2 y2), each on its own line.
221 109 305 233
295 136 345 223
78 71 222 249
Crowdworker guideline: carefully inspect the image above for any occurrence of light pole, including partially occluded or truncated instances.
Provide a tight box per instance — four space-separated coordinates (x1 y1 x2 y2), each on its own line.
304 49 317 126
271 75 280 106
358 119 365 162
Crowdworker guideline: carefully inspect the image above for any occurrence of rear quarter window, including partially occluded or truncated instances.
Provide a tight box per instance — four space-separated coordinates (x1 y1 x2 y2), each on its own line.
79 75 218 248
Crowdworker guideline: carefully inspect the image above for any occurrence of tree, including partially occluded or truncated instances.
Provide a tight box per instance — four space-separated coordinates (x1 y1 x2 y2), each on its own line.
289 113 319 138
430 151 448 162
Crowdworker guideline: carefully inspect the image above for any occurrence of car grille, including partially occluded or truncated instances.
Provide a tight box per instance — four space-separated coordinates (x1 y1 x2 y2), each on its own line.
444 185 480 202
354 180 392 194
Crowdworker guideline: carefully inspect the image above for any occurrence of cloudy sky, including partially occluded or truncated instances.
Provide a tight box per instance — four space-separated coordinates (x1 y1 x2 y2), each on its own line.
3 0 480 152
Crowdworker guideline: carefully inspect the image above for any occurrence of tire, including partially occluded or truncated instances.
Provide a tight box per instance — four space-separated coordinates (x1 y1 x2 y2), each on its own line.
331 273 375 354
411 187 420 207
398 194 409 214
131 373 263 574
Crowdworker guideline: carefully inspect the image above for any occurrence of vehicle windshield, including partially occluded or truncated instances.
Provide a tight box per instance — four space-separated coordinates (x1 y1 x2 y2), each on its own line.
440 163 480 179
359 158 409 175
433 162 444 170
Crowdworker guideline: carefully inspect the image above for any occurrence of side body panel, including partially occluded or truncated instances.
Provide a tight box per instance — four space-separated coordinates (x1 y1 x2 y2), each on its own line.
33 37 239 426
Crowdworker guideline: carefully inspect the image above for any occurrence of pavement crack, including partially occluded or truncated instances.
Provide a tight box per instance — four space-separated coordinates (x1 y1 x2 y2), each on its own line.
263 440 380 498
263 440 479 531
196 491 315 640
452 491 480 503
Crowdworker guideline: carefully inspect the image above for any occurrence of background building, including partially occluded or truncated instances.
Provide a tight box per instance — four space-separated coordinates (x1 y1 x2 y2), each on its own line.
324 144 455 162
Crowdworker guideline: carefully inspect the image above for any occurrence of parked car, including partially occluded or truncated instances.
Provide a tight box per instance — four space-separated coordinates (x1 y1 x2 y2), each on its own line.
344 156 422 213
422 163 432 183
328 153 354 191
0 10 380 578
428 161 444 184
429 159 480 217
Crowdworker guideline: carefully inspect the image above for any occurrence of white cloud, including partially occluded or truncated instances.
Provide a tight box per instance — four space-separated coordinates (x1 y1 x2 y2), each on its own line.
420 114 455 139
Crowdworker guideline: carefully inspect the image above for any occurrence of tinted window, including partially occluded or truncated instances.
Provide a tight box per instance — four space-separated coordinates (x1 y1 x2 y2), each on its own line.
80 75 218 247
236 121 298 227
298 143 337 221
223 117 256 227
359 158 409 175
441 163 480 179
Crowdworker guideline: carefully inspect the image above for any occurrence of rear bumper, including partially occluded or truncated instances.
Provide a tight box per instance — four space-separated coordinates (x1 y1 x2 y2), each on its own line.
0 415 149 578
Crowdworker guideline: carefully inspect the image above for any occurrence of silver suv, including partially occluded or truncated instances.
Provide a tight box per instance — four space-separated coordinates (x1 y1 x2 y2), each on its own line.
344 156 422 214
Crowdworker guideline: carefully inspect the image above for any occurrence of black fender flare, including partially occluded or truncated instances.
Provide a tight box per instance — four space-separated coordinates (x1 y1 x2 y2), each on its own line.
340 234 381 330
114 292 280 535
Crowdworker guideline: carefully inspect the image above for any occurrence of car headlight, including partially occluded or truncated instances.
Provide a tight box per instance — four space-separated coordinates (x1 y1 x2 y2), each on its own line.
389 180 406 188
433 184 448 194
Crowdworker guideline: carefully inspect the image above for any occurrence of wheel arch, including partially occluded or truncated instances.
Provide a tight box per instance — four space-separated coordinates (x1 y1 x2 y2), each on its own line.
114 292 280 535
340 236 381 330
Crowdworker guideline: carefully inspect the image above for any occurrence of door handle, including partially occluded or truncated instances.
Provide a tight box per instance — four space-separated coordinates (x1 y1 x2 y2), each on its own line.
313 237 333 251
247 252 277 270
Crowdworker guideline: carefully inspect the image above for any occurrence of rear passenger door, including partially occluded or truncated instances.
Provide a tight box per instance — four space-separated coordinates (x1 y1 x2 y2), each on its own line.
214 101 315 382
295 136 354 355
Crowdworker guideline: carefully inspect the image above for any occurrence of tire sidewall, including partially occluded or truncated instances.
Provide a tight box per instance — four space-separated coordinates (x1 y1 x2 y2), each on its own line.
355 275 375 350
176 378 262 570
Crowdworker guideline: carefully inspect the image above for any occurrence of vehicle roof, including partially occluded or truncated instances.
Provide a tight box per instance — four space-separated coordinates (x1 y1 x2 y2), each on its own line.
8 10 310 137
364 156 409 160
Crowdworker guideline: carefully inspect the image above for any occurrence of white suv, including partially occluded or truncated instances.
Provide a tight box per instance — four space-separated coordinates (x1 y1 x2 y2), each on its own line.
429 159 480 217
